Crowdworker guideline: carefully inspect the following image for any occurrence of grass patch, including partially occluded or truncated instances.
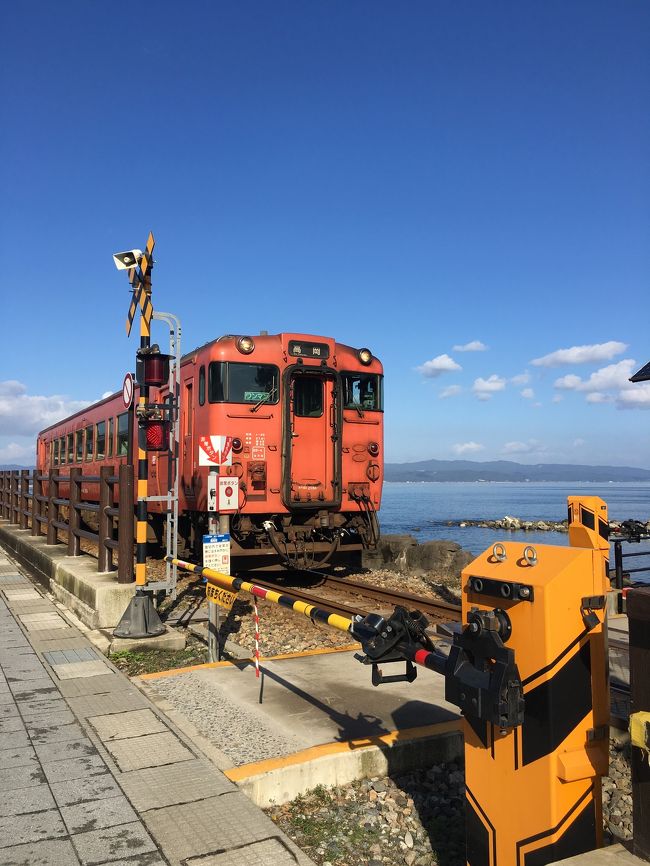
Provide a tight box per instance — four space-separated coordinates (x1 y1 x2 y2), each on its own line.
110 641 208 676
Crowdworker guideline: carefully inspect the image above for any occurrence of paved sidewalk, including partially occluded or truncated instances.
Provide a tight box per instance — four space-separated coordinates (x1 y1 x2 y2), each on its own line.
0 550 312 866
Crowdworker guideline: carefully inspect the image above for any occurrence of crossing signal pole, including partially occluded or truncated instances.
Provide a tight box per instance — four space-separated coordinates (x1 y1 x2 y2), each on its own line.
113 232 165 638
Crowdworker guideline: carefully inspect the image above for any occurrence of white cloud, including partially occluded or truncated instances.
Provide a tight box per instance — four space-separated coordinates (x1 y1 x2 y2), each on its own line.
552 395 563 403
585 392 612 404
0 380 89 437
502 439 545 455
439 385 462 399
510 372 530 386
417 354 462 378
617 384 650 410
521 388 534 399
472 375 506 401
531 341 627 367
101 391 113 400
453 340 487 352
0 442 34 463
554 360 636 393
452 441 485 455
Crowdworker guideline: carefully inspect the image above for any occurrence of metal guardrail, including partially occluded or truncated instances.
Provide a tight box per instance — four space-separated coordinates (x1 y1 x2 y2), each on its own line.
0 467 134 582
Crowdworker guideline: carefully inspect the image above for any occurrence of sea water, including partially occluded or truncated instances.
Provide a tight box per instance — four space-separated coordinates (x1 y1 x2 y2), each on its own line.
379 481 650 583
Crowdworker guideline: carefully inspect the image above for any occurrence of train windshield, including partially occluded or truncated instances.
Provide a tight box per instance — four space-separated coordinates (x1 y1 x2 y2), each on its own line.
341 373 383 412
208 362 279 404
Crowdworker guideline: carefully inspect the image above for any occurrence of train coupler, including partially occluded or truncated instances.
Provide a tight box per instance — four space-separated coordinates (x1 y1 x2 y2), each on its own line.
444 607 524 729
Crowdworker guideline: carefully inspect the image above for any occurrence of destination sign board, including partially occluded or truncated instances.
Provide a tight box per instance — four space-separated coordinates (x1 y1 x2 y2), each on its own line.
288 340 330 360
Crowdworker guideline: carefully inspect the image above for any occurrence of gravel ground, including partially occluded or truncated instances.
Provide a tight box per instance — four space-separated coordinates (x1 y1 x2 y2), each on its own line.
266 738 632 866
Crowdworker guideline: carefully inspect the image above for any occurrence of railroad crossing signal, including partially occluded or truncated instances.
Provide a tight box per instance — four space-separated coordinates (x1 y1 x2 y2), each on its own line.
122 232 156 337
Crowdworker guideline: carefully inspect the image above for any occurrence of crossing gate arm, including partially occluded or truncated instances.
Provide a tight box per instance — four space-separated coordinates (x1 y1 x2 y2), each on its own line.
167 557 525 729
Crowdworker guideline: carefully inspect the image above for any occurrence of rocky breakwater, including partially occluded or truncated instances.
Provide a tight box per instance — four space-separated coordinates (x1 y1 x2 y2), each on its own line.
456 516 569 532
363 534 473 587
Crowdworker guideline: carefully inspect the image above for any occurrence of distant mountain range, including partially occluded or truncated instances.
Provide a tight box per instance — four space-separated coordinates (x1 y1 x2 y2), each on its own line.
0 464 32 471
384 459 650 483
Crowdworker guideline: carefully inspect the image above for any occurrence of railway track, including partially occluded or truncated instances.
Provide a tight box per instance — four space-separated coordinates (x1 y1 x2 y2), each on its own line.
247 568 462 624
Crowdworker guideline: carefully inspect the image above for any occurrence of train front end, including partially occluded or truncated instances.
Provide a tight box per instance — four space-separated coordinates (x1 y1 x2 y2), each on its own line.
191 333 383 570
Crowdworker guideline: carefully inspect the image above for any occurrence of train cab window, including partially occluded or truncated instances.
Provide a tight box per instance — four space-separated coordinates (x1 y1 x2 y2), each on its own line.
67 434 74 464
198 366 205 406
96 421 106 461
75 430 84 463
294 377 323 417
59 437 66 465
53 440 59 466
208 362 279 405
108 418 114 458
85 425 94 461
341 373 383 412
117 413 129 456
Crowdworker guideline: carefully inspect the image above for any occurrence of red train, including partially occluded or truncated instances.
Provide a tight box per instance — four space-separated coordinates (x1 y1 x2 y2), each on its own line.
36 332 384 571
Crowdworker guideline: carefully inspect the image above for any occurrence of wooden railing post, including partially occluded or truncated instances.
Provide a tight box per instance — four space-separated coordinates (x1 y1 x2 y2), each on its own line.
118 463 135 583
47 468 58 545
19 469 29 530
0 472 7 519
31 473 42 537
98 466 113 573
10 471 18 524
68 468 82 556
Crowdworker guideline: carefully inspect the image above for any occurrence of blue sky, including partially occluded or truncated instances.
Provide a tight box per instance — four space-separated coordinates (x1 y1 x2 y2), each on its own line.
1 1 649 467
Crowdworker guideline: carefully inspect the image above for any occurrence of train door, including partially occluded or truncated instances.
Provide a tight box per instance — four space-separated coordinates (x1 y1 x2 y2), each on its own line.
285 369 340 506
182 379 195 499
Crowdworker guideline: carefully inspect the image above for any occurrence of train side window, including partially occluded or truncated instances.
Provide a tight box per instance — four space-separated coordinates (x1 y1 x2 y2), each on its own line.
117 413 129 456
294 377 323 417
53 440 59 466
96 421 106 461
108 418 114 458
85 425 94 461
59 436 66 465
75 430 84 463
198 366 205 405
67 434 74 464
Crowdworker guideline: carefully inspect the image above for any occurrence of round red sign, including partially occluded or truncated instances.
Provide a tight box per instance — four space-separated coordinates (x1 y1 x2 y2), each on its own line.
122 372 134 409
225 486 233 497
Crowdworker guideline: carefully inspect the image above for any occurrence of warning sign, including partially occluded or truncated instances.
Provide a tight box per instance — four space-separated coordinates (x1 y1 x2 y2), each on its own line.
206 584 237 610
218 477 238 512
202 533 231 573
199 435 233 467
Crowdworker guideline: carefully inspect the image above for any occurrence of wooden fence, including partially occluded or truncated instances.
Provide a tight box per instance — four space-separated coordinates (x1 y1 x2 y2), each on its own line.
0 466 134 583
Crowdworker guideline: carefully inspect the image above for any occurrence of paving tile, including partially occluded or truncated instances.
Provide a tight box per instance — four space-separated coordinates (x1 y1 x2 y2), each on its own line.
27 626 77 641
118 759 235 811
52 660 113 680
8 678 57 699
50 773 122 807
103 731 195 772
3 589 41 601
90 854 165 866
141 794 277 861
28 720 86 744
186 838 300 866
0 784 56 817
19 612 66 631
0 764 45 790
88 709 167 742
0 838 81 865
68 690 149 719
0 703 19 718
17 696 69 716
71 821 157 865
0 745 38 768
0 808 67 847
24 709 76 731
43 647 99 664
31 637 90 652
0 728 30 749
34 736 96 765
41 754 108 784
4 667 48 682
59 674 125 697
0 715 25 733
61 795 138 834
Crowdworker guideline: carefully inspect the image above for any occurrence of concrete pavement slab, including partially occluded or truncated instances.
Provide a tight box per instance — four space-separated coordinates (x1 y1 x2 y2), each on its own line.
118 760 236 811
52 660 114 679
0 809 67 847
35 736 98 764
0 785 56 818
58 673 129 697
60 795 139 834
67 689 149 718
50 773 123 808
70 821 158 865
0 745 38 769
0 838 81 866
103 731 195 771
186 838 302 866
88 708 167 742
28 720 86 744
0 764 45 790
41 754 108 783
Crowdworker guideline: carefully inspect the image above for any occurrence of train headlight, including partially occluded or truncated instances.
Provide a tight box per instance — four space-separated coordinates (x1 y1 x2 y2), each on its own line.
358 348 372 365
367 442 379 457
237 336 255 355
232 437 243 453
